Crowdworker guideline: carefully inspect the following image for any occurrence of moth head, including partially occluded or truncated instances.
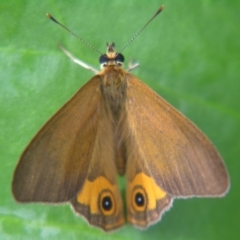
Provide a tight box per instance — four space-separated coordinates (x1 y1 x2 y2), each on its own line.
99 43 125 69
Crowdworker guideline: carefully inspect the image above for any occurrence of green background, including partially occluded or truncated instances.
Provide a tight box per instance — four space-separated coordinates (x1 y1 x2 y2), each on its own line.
1 0 239 239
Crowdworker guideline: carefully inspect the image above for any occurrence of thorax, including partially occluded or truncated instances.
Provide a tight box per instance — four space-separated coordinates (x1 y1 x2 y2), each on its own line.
98 66 129 121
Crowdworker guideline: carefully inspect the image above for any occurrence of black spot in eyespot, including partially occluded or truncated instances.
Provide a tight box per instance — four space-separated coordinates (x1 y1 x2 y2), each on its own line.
135 192 145 207
102 196 112 211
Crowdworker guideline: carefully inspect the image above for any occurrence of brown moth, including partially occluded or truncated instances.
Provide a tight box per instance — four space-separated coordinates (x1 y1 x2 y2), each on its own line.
12 5 229 231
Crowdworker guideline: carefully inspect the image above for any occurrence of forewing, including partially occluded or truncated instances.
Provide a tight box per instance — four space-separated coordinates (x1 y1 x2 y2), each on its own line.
126 75 229 196
13 76 102 202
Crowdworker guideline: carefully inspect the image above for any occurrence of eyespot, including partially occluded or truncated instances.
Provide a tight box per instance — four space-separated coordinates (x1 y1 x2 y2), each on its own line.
132 186 148 212
99 189 116 216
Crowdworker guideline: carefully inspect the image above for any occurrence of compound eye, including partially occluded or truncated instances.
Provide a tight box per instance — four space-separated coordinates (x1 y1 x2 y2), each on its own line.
115 53 124 64
99 54 108 64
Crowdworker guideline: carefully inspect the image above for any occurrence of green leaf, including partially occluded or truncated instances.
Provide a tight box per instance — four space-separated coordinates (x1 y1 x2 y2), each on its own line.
1 0 239 239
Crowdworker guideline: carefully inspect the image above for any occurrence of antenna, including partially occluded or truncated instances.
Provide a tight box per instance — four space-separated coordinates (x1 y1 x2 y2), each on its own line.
46 13 103 55
46 5 164 55
119 5 164 53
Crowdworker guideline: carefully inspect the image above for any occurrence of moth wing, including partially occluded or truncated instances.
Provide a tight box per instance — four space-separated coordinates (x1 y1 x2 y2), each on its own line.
13 76 100 202
125 75 229 228
12 75 124 230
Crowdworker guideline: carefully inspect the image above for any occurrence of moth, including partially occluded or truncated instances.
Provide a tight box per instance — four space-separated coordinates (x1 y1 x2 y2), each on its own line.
12 5 229 231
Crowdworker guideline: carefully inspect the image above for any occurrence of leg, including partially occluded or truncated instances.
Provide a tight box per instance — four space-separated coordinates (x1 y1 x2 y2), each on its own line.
127 60 139 72
58 45 99 74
